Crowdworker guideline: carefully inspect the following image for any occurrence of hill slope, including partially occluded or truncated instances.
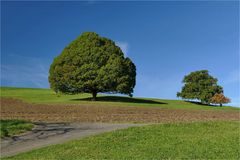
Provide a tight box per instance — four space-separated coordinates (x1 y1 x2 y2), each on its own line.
0 87 238 110
3 121 240 160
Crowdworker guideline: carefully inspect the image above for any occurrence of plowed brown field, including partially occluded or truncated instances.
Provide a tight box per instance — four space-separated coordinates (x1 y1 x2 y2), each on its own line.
1 98 239 123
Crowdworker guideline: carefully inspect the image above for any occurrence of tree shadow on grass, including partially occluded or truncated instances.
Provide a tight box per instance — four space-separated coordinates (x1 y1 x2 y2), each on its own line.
185 101 216 107
71 96 167 105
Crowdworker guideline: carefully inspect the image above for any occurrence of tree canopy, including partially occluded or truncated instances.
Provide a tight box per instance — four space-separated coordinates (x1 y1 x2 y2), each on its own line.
49 32 136 100
177 70 223 104
210 93 230 106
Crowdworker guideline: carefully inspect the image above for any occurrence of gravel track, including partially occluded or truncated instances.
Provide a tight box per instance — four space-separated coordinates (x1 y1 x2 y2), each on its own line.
1 122 141 157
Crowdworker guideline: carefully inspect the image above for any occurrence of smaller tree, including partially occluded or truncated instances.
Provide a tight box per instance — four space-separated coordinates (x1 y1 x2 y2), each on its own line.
210 93 230 107
177 70 223 104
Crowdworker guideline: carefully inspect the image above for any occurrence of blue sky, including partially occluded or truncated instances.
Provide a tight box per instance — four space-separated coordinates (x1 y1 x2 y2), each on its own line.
1 1 239 106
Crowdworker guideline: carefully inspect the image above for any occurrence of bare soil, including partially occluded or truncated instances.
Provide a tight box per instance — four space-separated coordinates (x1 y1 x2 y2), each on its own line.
1 98 239 123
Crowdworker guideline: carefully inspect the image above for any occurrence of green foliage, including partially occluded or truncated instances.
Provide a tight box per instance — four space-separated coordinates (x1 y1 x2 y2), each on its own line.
0 119 33 138
177 70 223 104
3 121 240 159
49 32 136 100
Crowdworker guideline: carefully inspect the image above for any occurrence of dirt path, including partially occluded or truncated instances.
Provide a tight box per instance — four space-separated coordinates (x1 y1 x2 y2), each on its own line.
1 122 141 158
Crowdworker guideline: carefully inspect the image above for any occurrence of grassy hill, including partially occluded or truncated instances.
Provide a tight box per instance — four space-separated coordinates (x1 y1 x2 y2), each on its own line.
3 121 240 160
1 87 239 159
0 87 238 110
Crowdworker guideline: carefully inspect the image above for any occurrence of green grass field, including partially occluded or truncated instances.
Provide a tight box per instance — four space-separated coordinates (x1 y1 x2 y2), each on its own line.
1 87 239 159
3 121 239 160
1 87 238 110
0 119 33 138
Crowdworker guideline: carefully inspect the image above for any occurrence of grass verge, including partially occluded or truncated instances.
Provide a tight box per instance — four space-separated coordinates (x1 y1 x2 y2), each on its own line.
3 121 240 159
0 119 33 138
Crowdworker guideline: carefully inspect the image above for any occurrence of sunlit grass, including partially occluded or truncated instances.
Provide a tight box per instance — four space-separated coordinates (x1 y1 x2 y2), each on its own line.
1 87 238 110
3 121 239 159
0 119 33 138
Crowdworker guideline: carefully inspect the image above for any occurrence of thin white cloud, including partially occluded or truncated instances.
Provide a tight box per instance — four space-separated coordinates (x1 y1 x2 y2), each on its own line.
134 73 183 99
116 41 129 57
1 54 50 88
87 0 96 5
228 97 240 107
223 70 240 85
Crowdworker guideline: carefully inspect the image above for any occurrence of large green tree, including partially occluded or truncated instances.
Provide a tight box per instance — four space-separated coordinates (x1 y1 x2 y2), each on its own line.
177 70 223 104
49 32 136 100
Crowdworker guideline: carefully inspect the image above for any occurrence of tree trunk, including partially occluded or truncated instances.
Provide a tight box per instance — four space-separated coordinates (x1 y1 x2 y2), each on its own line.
92 91 97 101
220 103 222 107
